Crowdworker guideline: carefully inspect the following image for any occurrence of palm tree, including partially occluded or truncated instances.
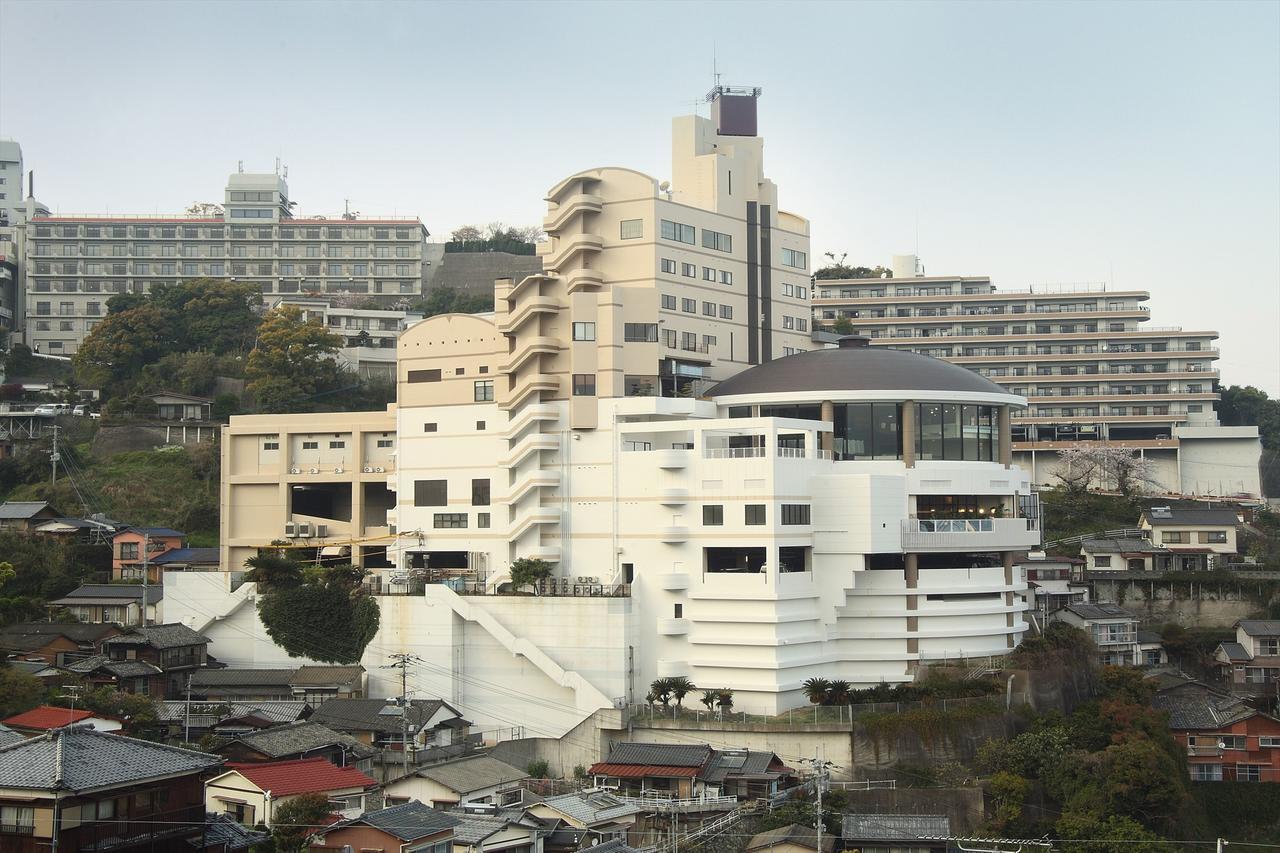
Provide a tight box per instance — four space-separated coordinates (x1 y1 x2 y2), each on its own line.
803 677 832 706
243 552 302 590
649 678 674 708
828 680 852 705
699 690 717 712
668 676 695 708
716 689 735 715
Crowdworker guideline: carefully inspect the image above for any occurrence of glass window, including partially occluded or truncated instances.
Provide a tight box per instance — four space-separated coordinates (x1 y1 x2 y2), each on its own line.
408 369 442 383
620 219 643 239
624 323 658 342
660 219 695 244
661 294 677 310
703 505 723 526
414 480 447 506
701 229 732 253
781 504 811 525
745 504 766 525
572 374 596 396
471 479 490 506
660 258 677 274
572 322 596 341
682 262 697 278
433 513 468 528
474 380 494 402
962 405 980 460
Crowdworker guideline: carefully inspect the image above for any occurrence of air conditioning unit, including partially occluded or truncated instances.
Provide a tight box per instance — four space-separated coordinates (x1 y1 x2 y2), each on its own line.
362 466 374 473
289 467 301 474
284 522 298 538
334 467 344 474
314 524 328 538
374 466 385 473
296 523 313 538
309 467 320 474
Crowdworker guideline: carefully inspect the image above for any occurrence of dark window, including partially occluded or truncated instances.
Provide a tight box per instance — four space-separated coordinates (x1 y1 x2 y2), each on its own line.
781 504 811 525
706 547 766 573
779 546 810 573
745 504 766 525
913 403 997 461
674 603 683 618
408 369 441 383
477 513 490 529
624 323 658 342
433 513 468 528
833 403 901 460
476 421 486 431
471 479 490 506
474 380 494 402
572 374 596 396
727 406 752 418
424 423 437 432
414 480 447 506
703 505 724 526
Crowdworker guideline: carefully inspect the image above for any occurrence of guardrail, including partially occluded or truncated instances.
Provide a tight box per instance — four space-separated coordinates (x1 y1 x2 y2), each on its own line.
616 794 739 813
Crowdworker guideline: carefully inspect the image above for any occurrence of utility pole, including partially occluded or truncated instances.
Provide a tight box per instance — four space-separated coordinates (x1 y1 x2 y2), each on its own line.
184 674 194 744
49 424 60 488
60 684 83 723
1218 839 1229 853
385 653 422 779
140 532 151 626
806 752 835 853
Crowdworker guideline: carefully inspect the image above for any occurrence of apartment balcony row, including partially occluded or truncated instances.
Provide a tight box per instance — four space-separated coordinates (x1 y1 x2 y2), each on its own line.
948 351 1217 364
1015 413 1189 425
816 307 1150 321
33 248 424 263
985 369 1219 381
853 328 1213 343
948 347 1219 360
813 285 1144 302
32 263 422 278
27 278 422 297
901 516 1041 552
33 222 423 239
1023 392 1219 404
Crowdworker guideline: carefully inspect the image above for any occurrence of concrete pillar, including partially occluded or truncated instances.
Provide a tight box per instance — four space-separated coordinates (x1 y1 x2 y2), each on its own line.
901 401 915 468
999 405 1013 468
820 400 834 456
1004 551 1018 648
905 553 919 589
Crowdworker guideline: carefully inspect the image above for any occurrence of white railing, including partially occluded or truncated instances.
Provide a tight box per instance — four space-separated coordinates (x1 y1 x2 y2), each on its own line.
616 794 738 813
901 517 1041 551
704 447 767 459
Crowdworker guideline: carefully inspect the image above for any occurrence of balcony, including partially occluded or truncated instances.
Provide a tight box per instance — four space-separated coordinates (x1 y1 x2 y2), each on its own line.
658 618 690 635
652 449 691 468
659 487 690 505
901 517 1041 552
660 573 690 591
659 525 690 543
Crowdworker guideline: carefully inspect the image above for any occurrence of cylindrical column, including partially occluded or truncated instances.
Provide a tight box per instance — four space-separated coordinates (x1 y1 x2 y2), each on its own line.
999 405 1013 468
1003 551 1018 648
905 553 920 668
820 400 834 456
901 401 916 468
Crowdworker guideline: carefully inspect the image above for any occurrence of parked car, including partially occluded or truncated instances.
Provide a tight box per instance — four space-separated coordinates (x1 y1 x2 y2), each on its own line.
73 404 91 417
33 404 71 416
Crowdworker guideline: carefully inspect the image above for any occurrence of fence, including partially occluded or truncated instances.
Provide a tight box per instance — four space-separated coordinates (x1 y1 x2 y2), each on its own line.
628 695 1000 729
616 793 739 814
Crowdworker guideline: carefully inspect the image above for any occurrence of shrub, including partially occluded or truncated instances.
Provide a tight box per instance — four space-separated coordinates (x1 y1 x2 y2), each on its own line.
526 759 550 779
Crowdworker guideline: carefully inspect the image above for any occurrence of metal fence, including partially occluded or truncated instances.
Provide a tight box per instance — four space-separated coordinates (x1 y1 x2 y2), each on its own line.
628 695 999 728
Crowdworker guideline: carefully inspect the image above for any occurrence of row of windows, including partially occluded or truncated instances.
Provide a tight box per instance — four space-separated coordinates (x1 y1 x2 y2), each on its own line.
659 258 734 285
701 504 810 525
662 329 717 352
659 293 734 320
35 224 419 240
36 243 418 258
36 261 418 277
571 322 659 343
413 478 490 506
29 278 418 297
407 366 492 382
781 315 809 332
781 247 807 269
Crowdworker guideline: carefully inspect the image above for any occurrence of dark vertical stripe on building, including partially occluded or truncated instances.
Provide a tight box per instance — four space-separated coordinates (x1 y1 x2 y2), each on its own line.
745 202 760 365
760 204 773 363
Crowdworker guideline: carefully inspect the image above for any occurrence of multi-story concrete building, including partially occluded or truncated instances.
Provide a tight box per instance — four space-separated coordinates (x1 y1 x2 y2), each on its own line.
812 255 1262 497
172 93 1039 737
0 140 51 342
24 167 429 354
271 296 424 381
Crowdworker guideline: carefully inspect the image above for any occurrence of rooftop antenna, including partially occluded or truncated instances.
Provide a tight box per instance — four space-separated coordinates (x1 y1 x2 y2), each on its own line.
275 157 281 175
238 160 244 174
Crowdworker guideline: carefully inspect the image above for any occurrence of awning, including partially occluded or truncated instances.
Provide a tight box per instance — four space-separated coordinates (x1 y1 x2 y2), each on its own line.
320 545 352 558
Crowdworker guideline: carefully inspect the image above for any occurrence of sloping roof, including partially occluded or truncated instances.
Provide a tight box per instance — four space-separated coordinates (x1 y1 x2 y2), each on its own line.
0 500 55 520
289 665 365 687
586 840 643 853
222 720 377 760
3 705 94 730
842 814 951 840
539 791 640 825
1058 603 1137 621
196 814 269 851
703 749 793 783
1142 508 1239 526
1238 620 1280 637
708 337 1010 398
1152 683 1261 729
413 755 528 794
601 741 711 768
1217 642 1252 663
191 668 298 688
1081 537 1167 554
1136 631 1164 645
146 391 213 404
65 654 164 678
0 622 117 650
747 823 836 852
0 723 25 748
0 725 222 792
590 763 700 779
333 800 460 841
156 700 310 724
452 814 528 845
225 756 375 796
50 583 164 605
106 622 208 649
117 526 186 538
153 547 221 566
310 697 457 734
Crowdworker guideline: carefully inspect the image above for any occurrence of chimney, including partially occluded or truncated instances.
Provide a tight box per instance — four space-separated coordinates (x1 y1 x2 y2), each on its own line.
27 169 33 200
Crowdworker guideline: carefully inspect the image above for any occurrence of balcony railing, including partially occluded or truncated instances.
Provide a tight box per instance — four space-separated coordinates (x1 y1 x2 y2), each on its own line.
901 517 1041 551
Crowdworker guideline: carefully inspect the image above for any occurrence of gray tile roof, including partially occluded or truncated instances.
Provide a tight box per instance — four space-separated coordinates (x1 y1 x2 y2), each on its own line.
1152 683 1261 729
155 700 310 724
703 749 791 783
0 622 118 649
412 755 528 795
336 800 460 841
154 547 221 566
0 500 54 520
1239 620 1280 637
452 814 527 845
0 725 222 792
289 665 365 687
194 814 269 850
842 814 951 841
539 791 640 825
311 697 461 735
0 723 24 748
1081 537 1166 554
1059 603 1138 621
65 655 163 678
223 720 376 759
1142 508 1239 526
190 668 298 688
587 840 643 853
1136 630 1164 645
603 741 711 768
106 623 208 649
50 584 164 605
1217 642 1252 662
747 823 835 852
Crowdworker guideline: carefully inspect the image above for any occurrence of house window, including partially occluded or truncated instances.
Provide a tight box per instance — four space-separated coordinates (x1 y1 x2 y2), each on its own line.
407 369 442 383
1163 531 1185 544
1236 764 1264 782
745 504 766 525
703 505 724 526
477 512 491 529
263 440 280 450
703 301 716 316
681 262 697 278
302 440 319 450
1094 556 1112 568
720 305 733 319
660 258 677 274
119 542 139 560
572 374 596 396
1191 764 1223 782
660 219 695 244
414 480 447 506
328 440 345 449
720 270 733 285
703 267 716 282
1258 638 1279 655
424 423 438 432
701 229 732 253
1 804 35 834
674 603 683 618
472 479 490 506
781 504 811 525
573 322 596 341
433 513 468 529
474 380 494 402
781 248 807 269
681 298 696 314
620 219 643 239
624 323 658 342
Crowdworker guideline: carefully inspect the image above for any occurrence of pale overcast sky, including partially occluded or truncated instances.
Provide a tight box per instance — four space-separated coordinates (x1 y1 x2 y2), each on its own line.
2 0 1277 393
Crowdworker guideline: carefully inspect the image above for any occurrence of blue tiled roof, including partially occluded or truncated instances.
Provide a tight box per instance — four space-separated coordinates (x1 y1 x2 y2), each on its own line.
153 547 220 565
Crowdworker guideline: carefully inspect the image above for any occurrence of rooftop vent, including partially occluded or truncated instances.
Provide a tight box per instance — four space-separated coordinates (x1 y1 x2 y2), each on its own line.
837 335 871 349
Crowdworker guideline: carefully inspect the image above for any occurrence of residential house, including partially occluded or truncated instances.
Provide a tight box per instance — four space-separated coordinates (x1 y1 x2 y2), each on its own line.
588 742 795 802
215 720 378 772
156 700 311 742
0 500 60 533
47 584 162 627
1080 537 1172 573
745 823 835 853
5 660 64 687
1049 603 1144 666
1 705 123 735
523 791 640 847
384 755 528 809
842 814 951 853
202 813 270 853
451 812 548 853
204 756 379 826
0 725 223 853
189 664 366 703
0 621 118 666
99 622 209 697
309 697 470 756
1139 506 1240 570
153 546 222 572
64 653 167 697
1214 620 1280 693
1017 553 1088 622
30 514 121 542
1152 680 1280 782
112 526 186 582
309 800 460 852
146 391 213 422
1137 630 1169 667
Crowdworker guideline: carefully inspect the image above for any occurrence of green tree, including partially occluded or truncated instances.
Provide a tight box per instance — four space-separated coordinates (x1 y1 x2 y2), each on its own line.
508 557 553 593
0 666 44 716
802 677 832 705
526 758 551 779
245 306 343 413
269 792 332 852
1219 385 1280 449
56 687 159 731
1055 812 1175 853
988 771 1032 832
256 583 379 663
831 317 856 335
148 278 262 354
410 286 495 318
73 304 179 389
668 676 695 707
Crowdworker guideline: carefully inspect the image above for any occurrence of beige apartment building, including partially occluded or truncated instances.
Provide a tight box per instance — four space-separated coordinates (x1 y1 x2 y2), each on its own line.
24 168 428 354
812 256 1262 497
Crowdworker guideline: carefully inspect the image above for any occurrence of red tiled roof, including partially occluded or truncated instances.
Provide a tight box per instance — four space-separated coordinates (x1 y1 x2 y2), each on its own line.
588 762 700 778
227 757 375 796
3 705 93 730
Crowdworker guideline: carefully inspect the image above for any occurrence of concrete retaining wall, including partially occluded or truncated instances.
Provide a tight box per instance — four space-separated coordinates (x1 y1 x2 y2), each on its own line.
1089 577 1275 627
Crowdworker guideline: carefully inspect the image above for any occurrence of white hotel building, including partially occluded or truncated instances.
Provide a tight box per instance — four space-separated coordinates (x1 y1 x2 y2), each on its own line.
168 93 1037 735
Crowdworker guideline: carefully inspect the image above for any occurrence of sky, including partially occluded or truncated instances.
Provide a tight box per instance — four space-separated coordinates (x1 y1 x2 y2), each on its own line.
2 0 1277 393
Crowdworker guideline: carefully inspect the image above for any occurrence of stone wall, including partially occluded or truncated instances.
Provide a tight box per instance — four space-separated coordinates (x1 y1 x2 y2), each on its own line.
1089 577 1276 627
90 423 216 458
426 251 544 297
842 787 985 833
